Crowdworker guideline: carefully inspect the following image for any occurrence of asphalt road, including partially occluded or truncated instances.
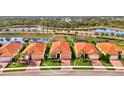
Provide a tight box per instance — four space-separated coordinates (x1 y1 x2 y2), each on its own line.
1 70 124 76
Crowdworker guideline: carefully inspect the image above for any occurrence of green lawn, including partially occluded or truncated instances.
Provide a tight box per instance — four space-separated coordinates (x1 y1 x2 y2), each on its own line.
66 37 74 42
40 60 61 70
72 59 93 70
101 60 115 70
4 61 28 72
109 40 124 49
0 33 53 38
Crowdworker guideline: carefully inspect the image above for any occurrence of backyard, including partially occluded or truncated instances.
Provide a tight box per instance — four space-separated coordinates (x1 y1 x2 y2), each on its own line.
0 33 53 38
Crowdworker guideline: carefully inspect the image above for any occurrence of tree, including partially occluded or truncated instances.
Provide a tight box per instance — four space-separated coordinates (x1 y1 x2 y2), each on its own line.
100 53 110 62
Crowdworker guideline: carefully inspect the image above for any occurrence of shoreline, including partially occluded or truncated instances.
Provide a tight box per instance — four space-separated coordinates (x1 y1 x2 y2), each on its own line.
1 25 124 31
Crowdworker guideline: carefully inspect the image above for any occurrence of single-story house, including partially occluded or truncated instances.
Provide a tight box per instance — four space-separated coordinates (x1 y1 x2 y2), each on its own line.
74 42 100 59
0 42 23 62
49 41 72 60
20 43 46 61
96 42 124 60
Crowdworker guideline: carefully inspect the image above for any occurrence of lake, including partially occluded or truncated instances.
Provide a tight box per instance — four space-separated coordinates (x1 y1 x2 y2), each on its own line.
92 29 124 35
0 37 49 44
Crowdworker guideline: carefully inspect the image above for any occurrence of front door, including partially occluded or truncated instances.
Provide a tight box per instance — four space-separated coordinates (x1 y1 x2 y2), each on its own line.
56 53 60 59
118 54 121 59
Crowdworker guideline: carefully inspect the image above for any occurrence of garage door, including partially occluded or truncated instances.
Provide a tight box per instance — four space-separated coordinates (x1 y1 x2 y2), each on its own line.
88 54 99 59
0 57 12 62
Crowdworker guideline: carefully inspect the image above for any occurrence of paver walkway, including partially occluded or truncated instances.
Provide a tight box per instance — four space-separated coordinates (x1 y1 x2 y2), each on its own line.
110 60 124 71
61 60 72 70
90 59 106 70
26 60 42 72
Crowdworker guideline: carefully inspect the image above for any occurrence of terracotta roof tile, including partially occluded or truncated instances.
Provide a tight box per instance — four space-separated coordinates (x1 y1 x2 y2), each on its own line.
97 42 123 55
0 42 22 57
74 42 99 55
49 41 71 55
22 43 46 55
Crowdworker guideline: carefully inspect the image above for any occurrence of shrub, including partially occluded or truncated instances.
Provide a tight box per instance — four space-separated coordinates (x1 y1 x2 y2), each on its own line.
12 53 20 62
100 53 110 62
0 43 2 47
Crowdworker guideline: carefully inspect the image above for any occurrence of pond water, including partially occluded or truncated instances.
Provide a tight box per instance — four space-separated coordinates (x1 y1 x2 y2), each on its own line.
92 29 124 35
0 26 48 31
0 37 49 44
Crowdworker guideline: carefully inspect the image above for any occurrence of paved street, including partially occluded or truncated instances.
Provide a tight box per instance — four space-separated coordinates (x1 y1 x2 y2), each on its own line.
1 70 124 76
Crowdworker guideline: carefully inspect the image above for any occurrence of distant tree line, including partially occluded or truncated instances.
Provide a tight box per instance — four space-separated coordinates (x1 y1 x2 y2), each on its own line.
0 17 124 28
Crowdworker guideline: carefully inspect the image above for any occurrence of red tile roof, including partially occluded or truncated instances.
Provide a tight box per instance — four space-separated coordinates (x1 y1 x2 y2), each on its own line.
97 42 123 55
22 43 46 55
74 42 99 55
0 42 22 57
49 41 71 55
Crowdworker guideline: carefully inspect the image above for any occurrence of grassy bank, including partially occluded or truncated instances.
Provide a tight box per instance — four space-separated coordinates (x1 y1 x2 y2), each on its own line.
0 33 53 38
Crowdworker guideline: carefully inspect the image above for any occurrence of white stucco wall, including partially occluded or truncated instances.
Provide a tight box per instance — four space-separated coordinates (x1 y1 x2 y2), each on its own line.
110 55 118 60
60 54 71 59
88 54 99 59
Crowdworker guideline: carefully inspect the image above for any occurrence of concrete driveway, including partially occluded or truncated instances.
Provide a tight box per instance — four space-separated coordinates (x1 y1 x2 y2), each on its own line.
110 60 124 71
61 60 72 70
90 59 106 70
0 62 9 72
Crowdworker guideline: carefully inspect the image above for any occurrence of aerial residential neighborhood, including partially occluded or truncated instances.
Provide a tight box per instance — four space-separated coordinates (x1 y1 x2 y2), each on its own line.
0 16 124 75
1 2 124 93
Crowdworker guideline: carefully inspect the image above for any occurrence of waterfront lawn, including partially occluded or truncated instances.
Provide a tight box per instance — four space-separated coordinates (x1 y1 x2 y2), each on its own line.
0 33 53 38
109 40 124 50
72 59 93 70
40 60 61 70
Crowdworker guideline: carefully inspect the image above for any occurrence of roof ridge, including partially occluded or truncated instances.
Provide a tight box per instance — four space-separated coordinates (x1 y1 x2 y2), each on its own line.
50 42 60 55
